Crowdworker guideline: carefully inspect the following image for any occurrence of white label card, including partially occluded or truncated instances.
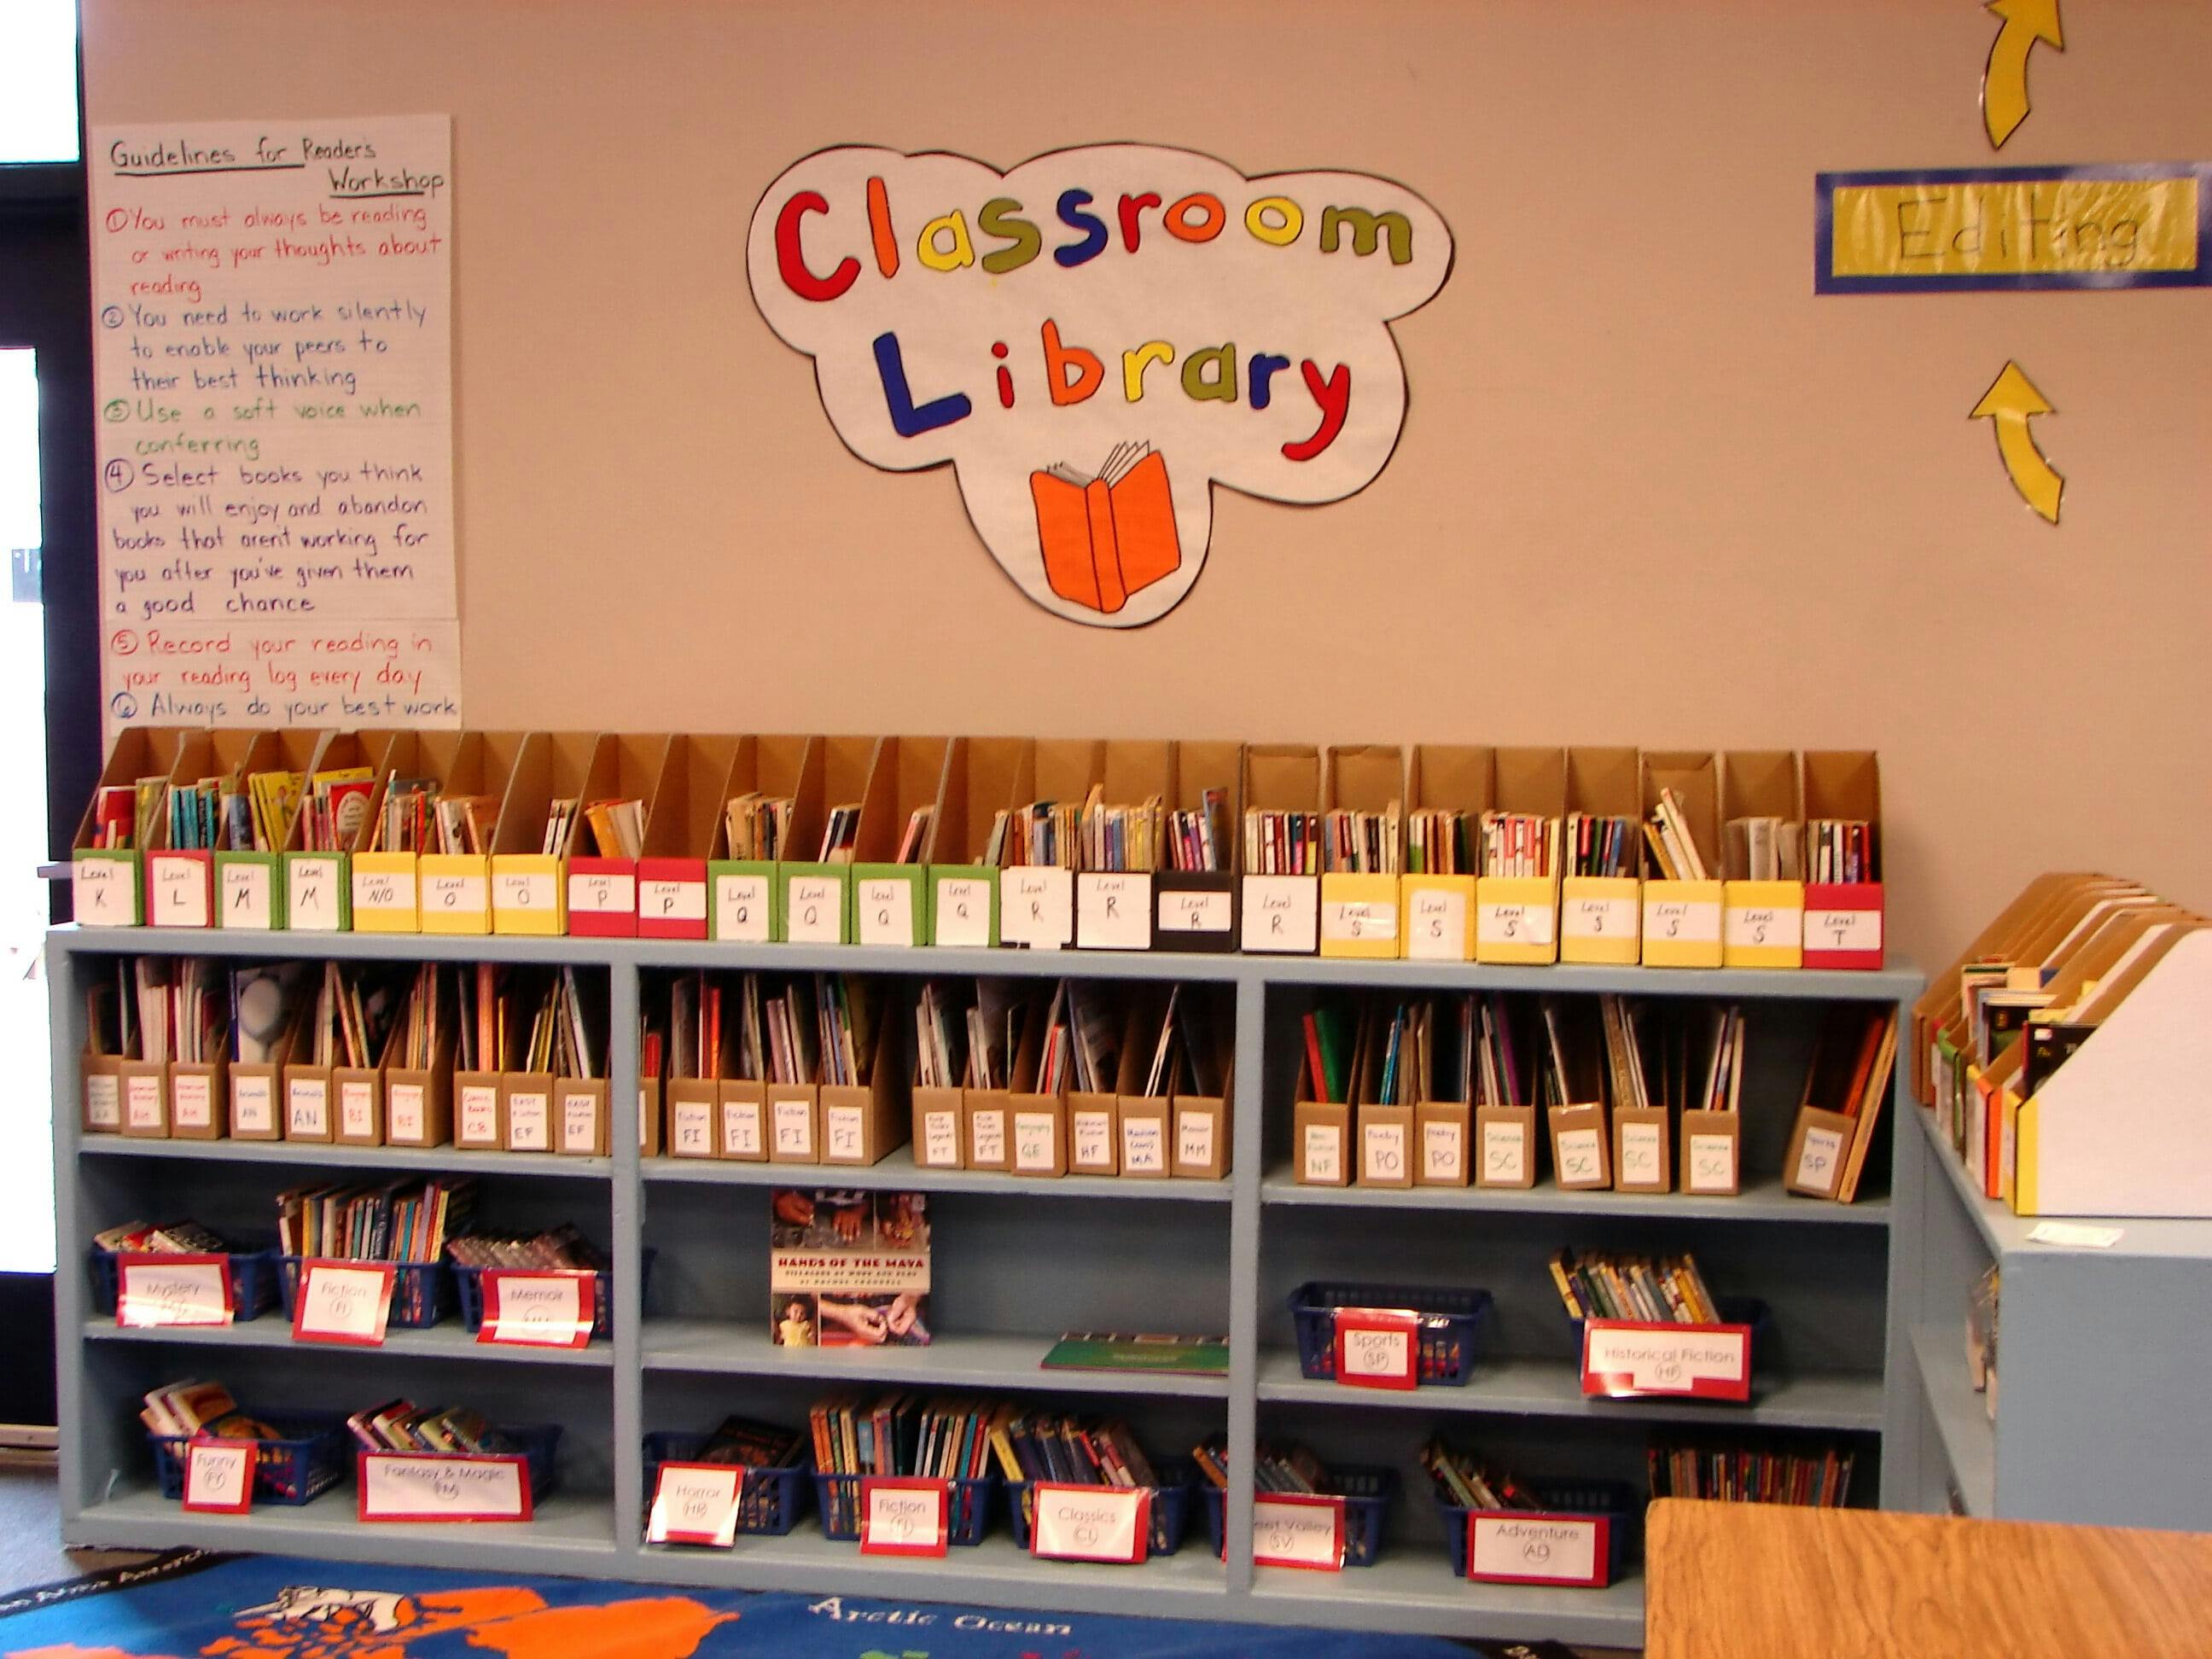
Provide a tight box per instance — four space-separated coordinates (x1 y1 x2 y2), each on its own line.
860 1481 947 1556
1583 1324 1749 1392
230 1073 273 1135
1806 906 1883 952
670 1098 713 1156
85 1073 121 1131
1361 1121 1406 1182
1158 888 1231 934
1686 1132 1737 1193
494 871 556 913
125 1072 164 1131
1340 1324 1412 1382
422 872 486 916
1120 1115 1164 1173
1795 1125 1844 1192
506 1090 550 1151
771 1096 815 1158
1301 1123 1342 1184
360 1455 528 1522
1480 1120 1526 1184
719 1098 763 1159
1421 1119 1463 1181
786 876 843 944
294 1262 393 1345
1726 905 1802 949
647 1464 742 1548
934 876 993 946
1076 873 1151 950
387 1083 426 1144
73 857 137 926
172 1071 213 1131
640 878 707 924
1000 867 1073 948
1252 1494 1343 1570
183 1441 254 1512
1478 900 1555 947
1470 1516 1599 1584
855 878 914 947
824 1103 867 1162
2027 1221 2125 1249
118 1258 230 1326
1029 1483 1146 1563
713 873 772 943
1619 1121 1663 1184
920 1108 961 1167
480 1272 591 1347
287 1078 329 1138
339 1080 376 1140
221 861 273 928
569 870 636 915
1645 898 1721 945
1406 887 1469 959
1240 875 1318 952
1322 899 1397 944
1556 1126 1604 1185
1071 1109 1113 1170
1013 1110 1058 1171
969 1108 1007 1166
353 870 411 914
286 857 343 930
457 1084 499 1146
560 1090 602 1154
1563 895 1637 943
1177 1108 1217 1170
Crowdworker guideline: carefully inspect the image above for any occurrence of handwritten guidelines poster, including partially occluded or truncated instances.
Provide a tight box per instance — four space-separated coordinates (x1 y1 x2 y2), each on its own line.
90 115 459 731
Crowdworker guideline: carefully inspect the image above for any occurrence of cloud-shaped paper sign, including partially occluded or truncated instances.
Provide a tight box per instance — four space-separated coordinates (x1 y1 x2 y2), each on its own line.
748 144 1454 626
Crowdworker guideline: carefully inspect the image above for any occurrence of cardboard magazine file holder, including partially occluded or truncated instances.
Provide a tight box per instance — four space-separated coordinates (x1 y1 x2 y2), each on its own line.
71 725 188 928
847 736 951 948
1559 746 1643 965
417 730 524 936
1318 743 1405 960
773 734 876 946
965 998 1041 1172
767 1004 824 1166
454 1056 507 1153
822 1006 908 1168
1784 1103 1855 1199
565 731 672 937
344 731 481 934
226 1011 299 1142
999 737 1103 950
703 732 815 942
282 730 400 933
118 1054 170 1138
1719 749 1806 969
1112 1000 1173 1179
167 1051 230 1141
1799 750 1885 969
1679 1109 1741 1196
912 1062 969 1171
1611 1105 1672 1194
332 1039 393 1149
1400 744 1490 963
1352 1012 1413 1188
1293 1056 1351 1187
655 1005 725 1160
1547 1098 1612 1191
1173 995 1235 1179
80 1044 124 1141
1008 1051 1069 1179
501 1065 558 1155
1476 747 1567 966
282 1051 336 1144
1067 1074 1120 1175
1912 874 2097 1103
213 728 324 931
148 728 260 928
1075 739 1172 952
1239 744 1322 954
488 731 591 936
1639 752 1725 969
2013 924 2212 1216
928 736 1032 947
1476 1098 1537 1189
637 733 744 940
384 1024 457 1149
556 1074 609 1158
1152 738 1239 952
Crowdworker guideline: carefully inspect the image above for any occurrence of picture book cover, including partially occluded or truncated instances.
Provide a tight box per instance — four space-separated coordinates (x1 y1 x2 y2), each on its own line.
769 1189 930 1348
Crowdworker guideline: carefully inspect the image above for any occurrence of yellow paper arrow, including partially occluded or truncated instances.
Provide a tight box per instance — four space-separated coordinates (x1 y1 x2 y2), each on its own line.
1982 0 2064 150
1970 361 2063 524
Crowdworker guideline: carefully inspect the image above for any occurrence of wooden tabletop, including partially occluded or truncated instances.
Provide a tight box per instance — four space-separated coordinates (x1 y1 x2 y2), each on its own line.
1646 1499 2212 1658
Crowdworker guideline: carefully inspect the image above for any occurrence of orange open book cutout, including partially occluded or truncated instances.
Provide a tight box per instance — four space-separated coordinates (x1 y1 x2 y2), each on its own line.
1029 444 1182 615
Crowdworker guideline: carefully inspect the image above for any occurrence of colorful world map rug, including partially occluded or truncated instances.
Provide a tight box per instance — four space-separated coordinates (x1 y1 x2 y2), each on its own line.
0 1550 1545 1659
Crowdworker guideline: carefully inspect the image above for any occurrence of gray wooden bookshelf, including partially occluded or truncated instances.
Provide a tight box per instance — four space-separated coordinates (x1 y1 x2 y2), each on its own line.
51 927 1920 1648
